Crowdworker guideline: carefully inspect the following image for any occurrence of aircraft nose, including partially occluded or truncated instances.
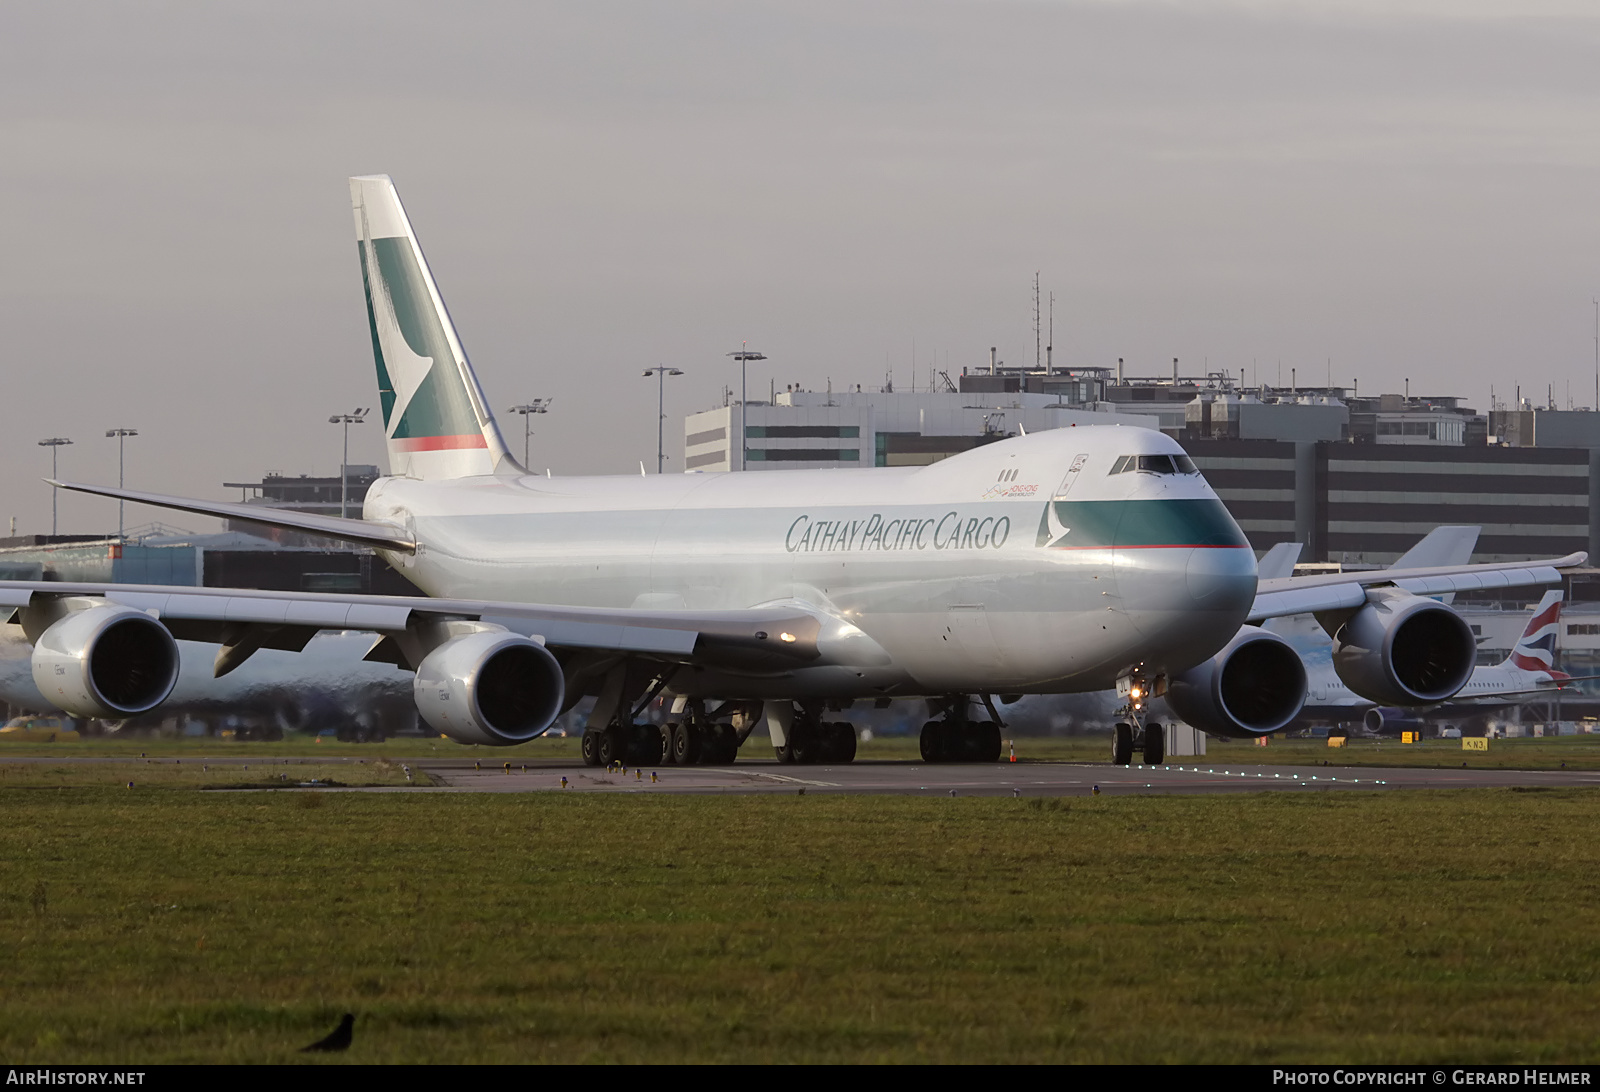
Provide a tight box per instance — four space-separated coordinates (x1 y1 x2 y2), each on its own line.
1187 546 1256 604
1113 546 1257 662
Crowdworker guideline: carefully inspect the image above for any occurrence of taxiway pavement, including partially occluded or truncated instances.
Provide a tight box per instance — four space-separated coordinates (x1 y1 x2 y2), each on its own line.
7 754 1596 796
414 758 1600 796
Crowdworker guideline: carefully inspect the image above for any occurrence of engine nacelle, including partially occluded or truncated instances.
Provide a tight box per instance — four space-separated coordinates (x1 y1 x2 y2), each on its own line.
1330 590 1474 706
1166 625 1307 737
413 630 564 746
1363 707 1426 736
30 605 180 719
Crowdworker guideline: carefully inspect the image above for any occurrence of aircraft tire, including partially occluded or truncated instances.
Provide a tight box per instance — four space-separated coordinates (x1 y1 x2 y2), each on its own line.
596 727 625 768
832 722 857 763
703 727 738 765
675 721 702 765
631 724 666 767
814 723 837 763
789 722 817 765
1142 723 1165 766
697 724 722 765
979 721 1002 763
581 730 601 767
1112 723 1134 766
919 721 944 763
670 722 687 763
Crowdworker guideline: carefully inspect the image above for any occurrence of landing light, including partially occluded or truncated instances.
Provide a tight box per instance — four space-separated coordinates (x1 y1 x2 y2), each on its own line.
780 632 797 643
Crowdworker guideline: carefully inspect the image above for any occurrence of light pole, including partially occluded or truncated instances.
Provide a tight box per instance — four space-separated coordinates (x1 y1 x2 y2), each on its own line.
507 400 551 469
38 438 72 536
642 367 684 473
327 409 369 518
727 344 767 471
104 428 137 539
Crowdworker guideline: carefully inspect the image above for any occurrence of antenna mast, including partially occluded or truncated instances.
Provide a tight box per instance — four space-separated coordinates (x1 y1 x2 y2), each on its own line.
1047 291 1054 372
1033 272 1041 371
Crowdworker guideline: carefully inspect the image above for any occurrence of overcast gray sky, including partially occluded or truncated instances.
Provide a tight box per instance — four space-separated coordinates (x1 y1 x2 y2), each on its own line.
3 0 1599 534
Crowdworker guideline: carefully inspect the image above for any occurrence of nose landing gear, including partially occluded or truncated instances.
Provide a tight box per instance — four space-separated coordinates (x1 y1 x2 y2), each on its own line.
1110 719 1165 766
1112 673 1166 766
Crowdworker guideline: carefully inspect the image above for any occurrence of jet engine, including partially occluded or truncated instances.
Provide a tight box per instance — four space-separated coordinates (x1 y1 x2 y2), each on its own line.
1329 589 1474 706
1165 626 1307 737
412 629 565 746
1362 707 1426 736
30 604 181 719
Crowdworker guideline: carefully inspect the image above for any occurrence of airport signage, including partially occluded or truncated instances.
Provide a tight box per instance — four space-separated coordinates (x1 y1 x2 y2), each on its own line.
1463 737 1490 751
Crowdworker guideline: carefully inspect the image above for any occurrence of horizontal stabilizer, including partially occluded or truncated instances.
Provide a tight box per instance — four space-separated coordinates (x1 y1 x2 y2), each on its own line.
1255 542 1303 580
1391 526 1480 569
47 480 415 553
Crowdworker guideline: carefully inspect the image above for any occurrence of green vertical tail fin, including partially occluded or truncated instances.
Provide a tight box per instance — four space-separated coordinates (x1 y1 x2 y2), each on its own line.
350 175 515 479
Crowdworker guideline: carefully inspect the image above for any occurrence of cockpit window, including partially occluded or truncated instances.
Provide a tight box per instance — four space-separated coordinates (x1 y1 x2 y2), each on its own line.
1110 453 1200 476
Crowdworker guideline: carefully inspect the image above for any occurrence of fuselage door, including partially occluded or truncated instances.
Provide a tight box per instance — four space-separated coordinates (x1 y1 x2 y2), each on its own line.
947 604 1005 671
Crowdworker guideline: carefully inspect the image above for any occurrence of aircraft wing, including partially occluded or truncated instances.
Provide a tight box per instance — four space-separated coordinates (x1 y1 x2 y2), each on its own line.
1247 553 1586 623
46 479 415 553
0 580 866 674
1445 685 1586 704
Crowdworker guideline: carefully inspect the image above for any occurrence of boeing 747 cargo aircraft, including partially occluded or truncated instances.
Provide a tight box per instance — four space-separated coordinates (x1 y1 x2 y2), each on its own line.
4 177 1583 767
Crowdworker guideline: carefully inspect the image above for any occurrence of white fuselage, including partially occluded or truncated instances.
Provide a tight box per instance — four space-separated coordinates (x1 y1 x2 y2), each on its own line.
364 426 1258 699
1301 657 1567 714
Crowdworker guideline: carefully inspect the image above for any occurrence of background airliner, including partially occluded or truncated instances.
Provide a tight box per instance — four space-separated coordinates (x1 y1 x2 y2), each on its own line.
1 177 1582 767
1327 590 1583 735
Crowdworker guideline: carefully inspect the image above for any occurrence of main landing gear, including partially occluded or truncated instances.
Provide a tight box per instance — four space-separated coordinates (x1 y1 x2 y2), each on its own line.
918 695 1004 763
774 703 858 765
580 697 746 768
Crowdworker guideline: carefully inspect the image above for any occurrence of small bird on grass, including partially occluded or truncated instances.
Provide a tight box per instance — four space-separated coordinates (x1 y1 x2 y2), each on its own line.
301 1013 354 1053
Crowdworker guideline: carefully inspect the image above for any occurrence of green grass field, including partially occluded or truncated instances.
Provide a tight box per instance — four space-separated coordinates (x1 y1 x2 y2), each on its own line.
2 784 1599 1063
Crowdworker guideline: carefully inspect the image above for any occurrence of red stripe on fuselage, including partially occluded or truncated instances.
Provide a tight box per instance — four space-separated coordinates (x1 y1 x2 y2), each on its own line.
1050 543 1253 550
391 434 488 451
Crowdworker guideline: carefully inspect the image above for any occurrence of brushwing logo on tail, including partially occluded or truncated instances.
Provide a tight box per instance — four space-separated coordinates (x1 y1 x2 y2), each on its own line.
1510 594 1564 674
358 234 486 451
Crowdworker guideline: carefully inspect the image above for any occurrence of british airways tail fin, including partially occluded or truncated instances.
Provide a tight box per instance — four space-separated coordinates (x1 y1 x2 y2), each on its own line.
350 175 516 479
1506 590 1564 673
